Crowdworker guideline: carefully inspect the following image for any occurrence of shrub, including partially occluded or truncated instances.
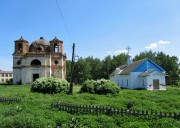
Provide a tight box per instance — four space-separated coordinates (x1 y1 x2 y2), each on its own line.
6 78 13 85
94 79 120 95
31 77 69 94
80 79 120 95
80 80 96 93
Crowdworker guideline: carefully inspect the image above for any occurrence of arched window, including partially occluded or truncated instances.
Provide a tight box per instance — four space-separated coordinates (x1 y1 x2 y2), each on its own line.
18 43 22 52
54 60 59 65
31 59 41 66
17 60 21 65
54 43 58 53
37 47 42 52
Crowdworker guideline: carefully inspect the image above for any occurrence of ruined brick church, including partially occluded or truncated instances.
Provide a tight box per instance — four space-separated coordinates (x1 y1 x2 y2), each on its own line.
13 36 66 84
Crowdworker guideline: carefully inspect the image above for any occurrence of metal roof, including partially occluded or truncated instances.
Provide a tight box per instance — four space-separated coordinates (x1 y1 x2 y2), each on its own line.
139 69 155 77
0 71 13 74
14 36 28 42
119 58 146 75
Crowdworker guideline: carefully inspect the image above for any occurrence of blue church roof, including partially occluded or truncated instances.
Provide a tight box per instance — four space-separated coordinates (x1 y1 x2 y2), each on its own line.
119 58 165 75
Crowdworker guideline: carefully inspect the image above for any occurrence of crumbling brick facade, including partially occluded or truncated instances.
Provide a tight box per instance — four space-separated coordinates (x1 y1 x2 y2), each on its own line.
13 36 66 84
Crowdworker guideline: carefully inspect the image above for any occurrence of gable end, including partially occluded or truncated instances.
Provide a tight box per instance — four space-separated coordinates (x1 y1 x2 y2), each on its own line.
132 58 165 73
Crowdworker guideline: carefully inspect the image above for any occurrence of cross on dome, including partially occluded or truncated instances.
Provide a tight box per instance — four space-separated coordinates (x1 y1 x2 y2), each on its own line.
126 46 131 55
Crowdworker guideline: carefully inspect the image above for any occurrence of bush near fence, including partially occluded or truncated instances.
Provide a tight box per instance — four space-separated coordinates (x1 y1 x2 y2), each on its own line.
52 102 180 119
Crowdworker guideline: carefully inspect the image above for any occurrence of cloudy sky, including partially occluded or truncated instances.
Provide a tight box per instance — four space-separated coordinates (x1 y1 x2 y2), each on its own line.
0 0 180 70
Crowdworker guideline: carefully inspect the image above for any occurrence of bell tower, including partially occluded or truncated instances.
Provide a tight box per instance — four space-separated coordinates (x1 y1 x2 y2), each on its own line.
14 36 29 55
13 36 29 84
50 36 63 54
49 37 66 78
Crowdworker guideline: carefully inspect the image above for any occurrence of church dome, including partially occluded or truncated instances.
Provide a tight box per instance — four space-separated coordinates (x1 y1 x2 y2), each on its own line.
29 37 50 52
31 37 50 46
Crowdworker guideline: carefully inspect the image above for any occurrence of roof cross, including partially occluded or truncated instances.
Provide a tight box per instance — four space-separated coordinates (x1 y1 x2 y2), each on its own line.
126 46 131 55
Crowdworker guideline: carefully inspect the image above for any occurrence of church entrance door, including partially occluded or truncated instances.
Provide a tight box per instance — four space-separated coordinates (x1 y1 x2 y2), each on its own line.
33 74 39 81
153 79 159 90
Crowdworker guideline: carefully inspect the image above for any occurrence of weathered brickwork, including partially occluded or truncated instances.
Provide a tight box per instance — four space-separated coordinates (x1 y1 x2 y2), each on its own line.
13 36 66 84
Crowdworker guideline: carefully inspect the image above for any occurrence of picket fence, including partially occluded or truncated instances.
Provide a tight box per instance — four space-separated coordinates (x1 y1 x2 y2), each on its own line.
52 102 180 119
0 97 22 103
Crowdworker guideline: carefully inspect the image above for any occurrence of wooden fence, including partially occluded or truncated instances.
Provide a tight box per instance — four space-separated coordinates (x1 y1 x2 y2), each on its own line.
0 97 22 103
52 102 180 119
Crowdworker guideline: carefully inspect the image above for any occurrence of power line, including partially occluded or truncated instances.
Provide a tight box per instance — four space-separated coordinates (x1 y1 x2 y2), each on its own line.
55 0 72 42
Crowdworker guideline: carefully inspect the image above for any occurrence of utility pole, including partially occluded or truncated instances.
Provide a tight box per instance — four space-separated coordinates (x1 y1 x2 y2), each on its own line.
69 43 75 94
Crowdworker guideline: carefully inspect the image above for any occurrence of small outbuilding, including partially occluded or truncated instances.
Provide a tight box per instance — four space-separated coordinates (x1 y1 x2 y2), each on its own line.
109 57 166 90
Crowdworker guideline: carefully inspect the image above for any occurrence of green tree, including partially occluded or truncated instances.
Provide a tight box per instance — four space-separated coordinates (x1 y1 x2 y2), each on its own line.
73 57 92 84
111 53 127 70
85 56 102 80
101 55 113 79
66 60 71 82
133 50 156 61
66 54 128 84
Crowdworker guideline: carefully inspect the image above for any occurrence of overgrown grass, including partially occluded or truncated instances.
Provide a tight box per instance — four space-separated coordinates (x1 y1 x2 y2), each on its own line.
0 85 179 127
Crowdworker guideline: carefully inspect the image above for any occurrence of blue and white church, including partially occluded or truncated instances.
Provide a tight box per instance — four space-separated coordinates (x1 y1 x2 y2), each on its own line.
109 49 166 90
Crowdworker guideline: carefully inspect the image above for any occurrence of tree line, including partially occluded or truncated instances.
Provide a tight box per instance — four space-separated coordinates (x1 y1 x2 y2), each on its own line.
66 51 180 85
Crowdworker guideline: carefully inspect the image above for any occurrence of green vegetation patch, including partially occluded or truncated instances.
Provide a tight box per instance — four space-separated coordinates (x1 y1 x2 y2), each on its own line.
0 85 179 127
80 79 120 95
31 77 69 94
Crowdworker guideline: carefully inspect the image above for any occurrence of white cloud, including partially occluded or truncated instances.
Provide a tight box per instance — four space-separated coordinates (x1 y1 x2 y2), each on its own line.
145 43 158 49
158 40 171 45
107 51 112 54
108 49 128 55
145 40 172 50
115 50 128 54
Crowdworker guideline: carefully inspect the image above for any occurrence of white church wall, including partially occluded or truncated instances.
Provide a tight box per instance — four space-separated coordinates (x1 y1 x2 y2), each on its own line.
119 72 142 89
119 75 129 88
109 70 121 86
21 67 30 84
13 56 22 84
25 56 49 66
130 72 147 89
20 56 51 84
13 68 21 84
146 71 166 90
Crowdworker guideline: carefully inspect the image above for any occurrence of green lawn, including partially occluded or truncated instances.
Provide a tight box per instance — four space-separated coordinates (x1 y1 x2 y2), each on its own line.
0 85 179 127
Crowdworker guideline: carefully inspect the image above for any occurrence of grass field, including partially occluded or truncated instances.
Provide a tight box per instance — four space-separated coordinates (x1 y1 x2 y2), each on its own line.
0 85 179 127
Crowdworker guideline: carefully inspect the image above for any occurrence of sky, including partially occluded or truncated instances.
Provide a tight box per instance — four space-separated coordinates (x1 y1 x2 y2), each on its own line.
0 0 180 71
